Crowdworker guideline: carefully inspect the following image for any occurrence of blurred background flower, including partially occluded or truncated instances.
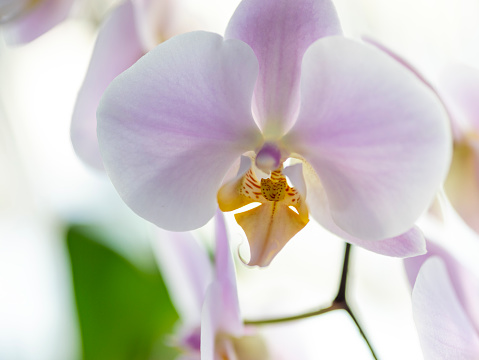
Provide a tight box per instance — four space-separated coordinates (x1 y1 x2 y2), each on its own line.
405 243 479 359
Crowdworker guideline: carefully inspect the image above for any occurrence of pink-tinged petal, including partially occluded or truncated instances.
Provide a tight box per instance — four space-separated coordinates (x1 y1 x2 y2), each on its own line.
439 64 479 134
348 227 426 258
405 240 479 333
214 210 242 335
412 257 479 359
364 36 462 141
317 194 427 258
71 0 144 170
151 229 212 326
444 141 479 234
225 0 342 136
3 0 74 45
284 37 451 240
287 157 427 257
97 31 262 231
362 36 435 94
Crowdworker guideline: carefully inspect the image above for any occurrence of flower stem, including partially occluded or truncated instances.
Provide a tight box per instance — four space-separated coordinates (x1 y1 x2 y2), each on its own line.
243 243 379 360
243 303 342 326
334 242 351 304
335 243 378 360
345 305 378 360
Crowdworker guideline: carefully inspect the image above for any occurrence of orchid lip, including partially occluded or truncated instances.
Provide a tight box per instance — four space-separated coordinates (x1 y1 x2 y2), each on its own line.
217 156 309 267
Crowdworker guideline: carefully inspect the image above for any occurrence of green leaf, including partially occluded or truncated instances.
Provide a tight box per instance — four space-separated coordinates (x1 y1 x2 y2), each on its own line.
66 225 180 360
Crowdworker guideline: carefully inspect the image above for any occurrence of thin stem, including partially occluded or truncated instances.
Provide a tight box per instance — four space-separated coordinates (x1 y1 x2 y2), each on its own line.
244 303 343 326
345 306 378 360
334 243 352 304
243 243 352 326
242 243 379 360
334 243 378 359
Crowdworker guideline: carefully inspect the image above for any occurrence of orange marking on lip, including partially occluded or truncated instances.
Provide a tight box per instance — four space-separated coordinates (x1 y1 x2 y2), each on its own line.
248 181 260 189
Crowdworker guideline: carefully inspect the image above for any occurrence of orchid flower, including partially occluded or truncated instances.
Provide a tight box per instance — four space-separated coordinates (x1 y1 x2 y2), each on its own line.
436 64 479 234
404 241 479 359
0 0 75 45
152 211 272 360
97 0 451 266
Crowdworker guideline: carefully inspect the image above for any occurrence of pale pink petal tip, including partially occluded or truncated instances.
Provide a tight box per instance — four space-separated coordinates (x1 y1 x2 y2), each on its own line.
71 0 144 170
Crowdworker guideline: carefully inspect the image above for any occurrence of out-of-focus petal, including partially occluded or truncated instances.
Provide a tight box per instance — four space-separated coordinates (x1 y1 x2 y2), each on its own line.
284 37 451 240
444 141 479 234
214 210 242 336
176 355 200 360
439 64 479 134
71 0 144 170
151 229 212 326
3 0 74 45
405 240 479 333
200 283 221 360
435 64 479 231
130 0 171 51
412 257 479 359
0 0 30 23
228 335 270 360
225 0 341 137
97 31 262 231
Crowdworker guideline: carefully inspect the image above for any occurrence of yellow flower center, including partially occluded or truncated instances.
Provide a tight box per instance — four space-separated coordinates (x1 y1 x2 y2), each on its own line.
260 177 286 201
